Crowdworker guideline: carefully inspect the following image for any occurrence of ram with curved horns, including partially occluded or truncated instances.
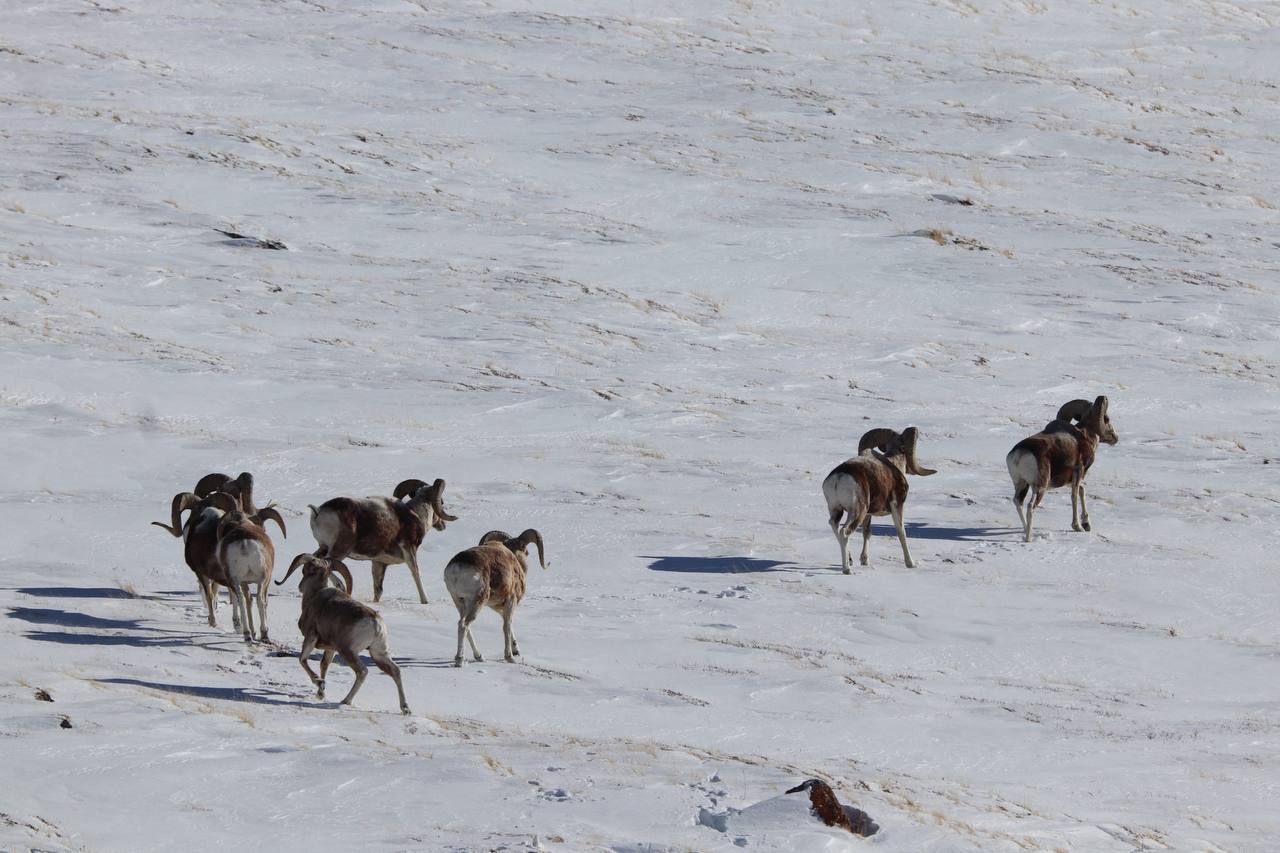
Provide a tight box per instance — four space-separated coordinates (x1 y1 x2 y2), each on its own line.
150 489 286 629
1007 396 1117 542
822 427 936 572
308 478 457 604
275 554 409 714
443 529 546 667
152 471 261 537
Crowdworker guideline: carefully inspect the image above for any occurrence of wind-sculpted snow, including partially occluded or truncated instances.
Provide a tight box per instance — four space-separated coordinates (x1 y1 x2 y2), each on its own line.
1 0 1278 850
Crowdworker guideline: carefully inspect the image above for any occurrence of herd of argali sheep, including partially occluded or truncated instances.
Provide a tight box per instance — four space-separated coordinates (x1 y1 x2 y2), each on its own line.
153 397 1116 713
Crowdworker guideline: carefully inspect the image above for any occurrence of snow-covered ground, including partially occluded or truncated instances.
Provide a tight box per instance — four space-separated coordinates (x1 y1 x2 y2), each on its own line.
2 0 1278 850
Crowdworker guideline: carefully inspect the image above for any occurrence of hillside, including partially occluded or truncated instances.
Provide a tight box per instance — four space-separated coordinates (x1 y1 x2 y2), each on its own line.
2 1 1278 850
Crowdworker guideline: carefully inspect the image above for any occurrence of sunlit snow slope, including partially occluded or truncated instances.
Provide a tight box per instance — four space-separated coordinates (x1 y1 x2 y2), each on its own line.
2 1 1278 851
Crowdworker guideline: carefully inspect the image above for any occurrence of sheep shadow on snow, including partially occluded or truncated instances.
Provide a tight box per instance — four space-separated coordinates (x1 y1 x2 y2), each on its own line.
11 585 138 599
644 556 800 574
8 606 237 650
98 677 318 710
8 606 161 632
867 522 1022 541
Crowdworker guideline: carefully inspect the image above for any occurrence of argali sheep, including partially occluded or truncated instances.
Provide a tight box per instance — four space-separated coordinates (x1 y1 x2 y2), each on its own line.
152 490 240 628
195 471 258 515
443 529 546 667
216 508 287 643
152 487 286 630
822 427 936 572
275 555 409 714
308 478 456 604
1007 396 1118 542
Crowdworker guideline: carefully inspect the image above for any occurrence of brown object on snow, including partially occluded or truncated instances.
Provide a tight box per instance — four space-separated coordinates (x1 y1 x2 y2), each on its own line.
784 779 879 837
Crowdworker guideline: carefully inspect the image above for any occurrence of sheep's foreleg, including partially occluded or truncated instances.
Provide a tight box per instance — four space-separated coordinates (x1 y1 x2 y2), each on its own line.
404 550 429 605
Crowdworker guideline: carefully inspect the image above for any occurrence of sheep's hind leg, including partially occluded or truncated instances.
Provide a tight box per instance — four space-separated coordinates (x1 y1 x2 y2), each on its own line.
299 635 321 695
1078 482 1091 532
891 502 915 569
239 583 255 642
1070 473 1083 532
317 649 336 700
452 596 483 666
1025 488 1044 542
370 641 410 715
255 583 269 641
829 508 850 573
337 647 368 707
502 601 518 662
1012 483 1029 528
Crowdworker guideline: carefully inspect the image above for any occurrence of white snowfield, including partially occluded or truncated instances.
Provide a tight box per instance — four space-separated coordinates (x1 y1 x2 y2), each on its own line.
1 0 1277 850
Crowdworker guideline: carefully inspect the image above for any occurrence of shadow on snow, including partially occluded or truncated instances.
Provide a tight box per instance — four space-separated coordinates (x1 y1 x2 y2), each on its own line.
644 555 799 574
98 677 318 709
866 522 1022 541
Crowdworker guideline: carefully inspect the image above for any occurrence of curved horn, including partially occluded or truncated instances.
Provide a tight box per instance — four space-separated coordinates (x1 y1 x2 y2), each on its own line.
252 505 287 538
429 478 458 522
516 528 547 570
900 427 937 476
479 530 512 546
151 491 200 536
1056 399 1092 423
394 479 427 500
1092 395 1109 419
233 472 257 514
858 428 899 455
194 473 232 497
275 552 312 586
327 559 353 594
204 491 240 514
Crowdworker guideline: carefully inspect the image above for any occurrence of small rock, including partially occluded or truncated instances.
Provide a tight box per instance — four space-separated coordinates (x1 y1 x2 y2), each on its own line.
35 688 53 702
59 716 73 729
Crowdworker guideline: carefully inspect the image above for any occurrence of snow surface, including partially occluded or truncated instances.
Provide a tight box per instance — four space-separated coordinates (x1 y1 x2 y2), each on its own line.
2 0 1279 850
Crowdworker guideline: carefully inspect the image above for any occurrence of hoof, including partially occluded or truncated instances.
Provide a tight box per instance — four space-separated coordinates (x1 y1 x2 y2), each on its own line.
904 561 915 569
453 658 463 668
1082 522 1092 532
401 706 411 715
504 655 516 663
842 568 852 575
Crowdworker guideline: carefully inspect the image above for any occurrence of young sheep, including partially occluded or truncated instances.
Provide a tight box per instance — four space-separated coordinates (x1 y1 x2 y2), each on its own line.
822 427 937 572
443 529 546 667
151 490 285 630
275 555 408 714
1007 396 1118 542
216 508 287 643
308 478 457 604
